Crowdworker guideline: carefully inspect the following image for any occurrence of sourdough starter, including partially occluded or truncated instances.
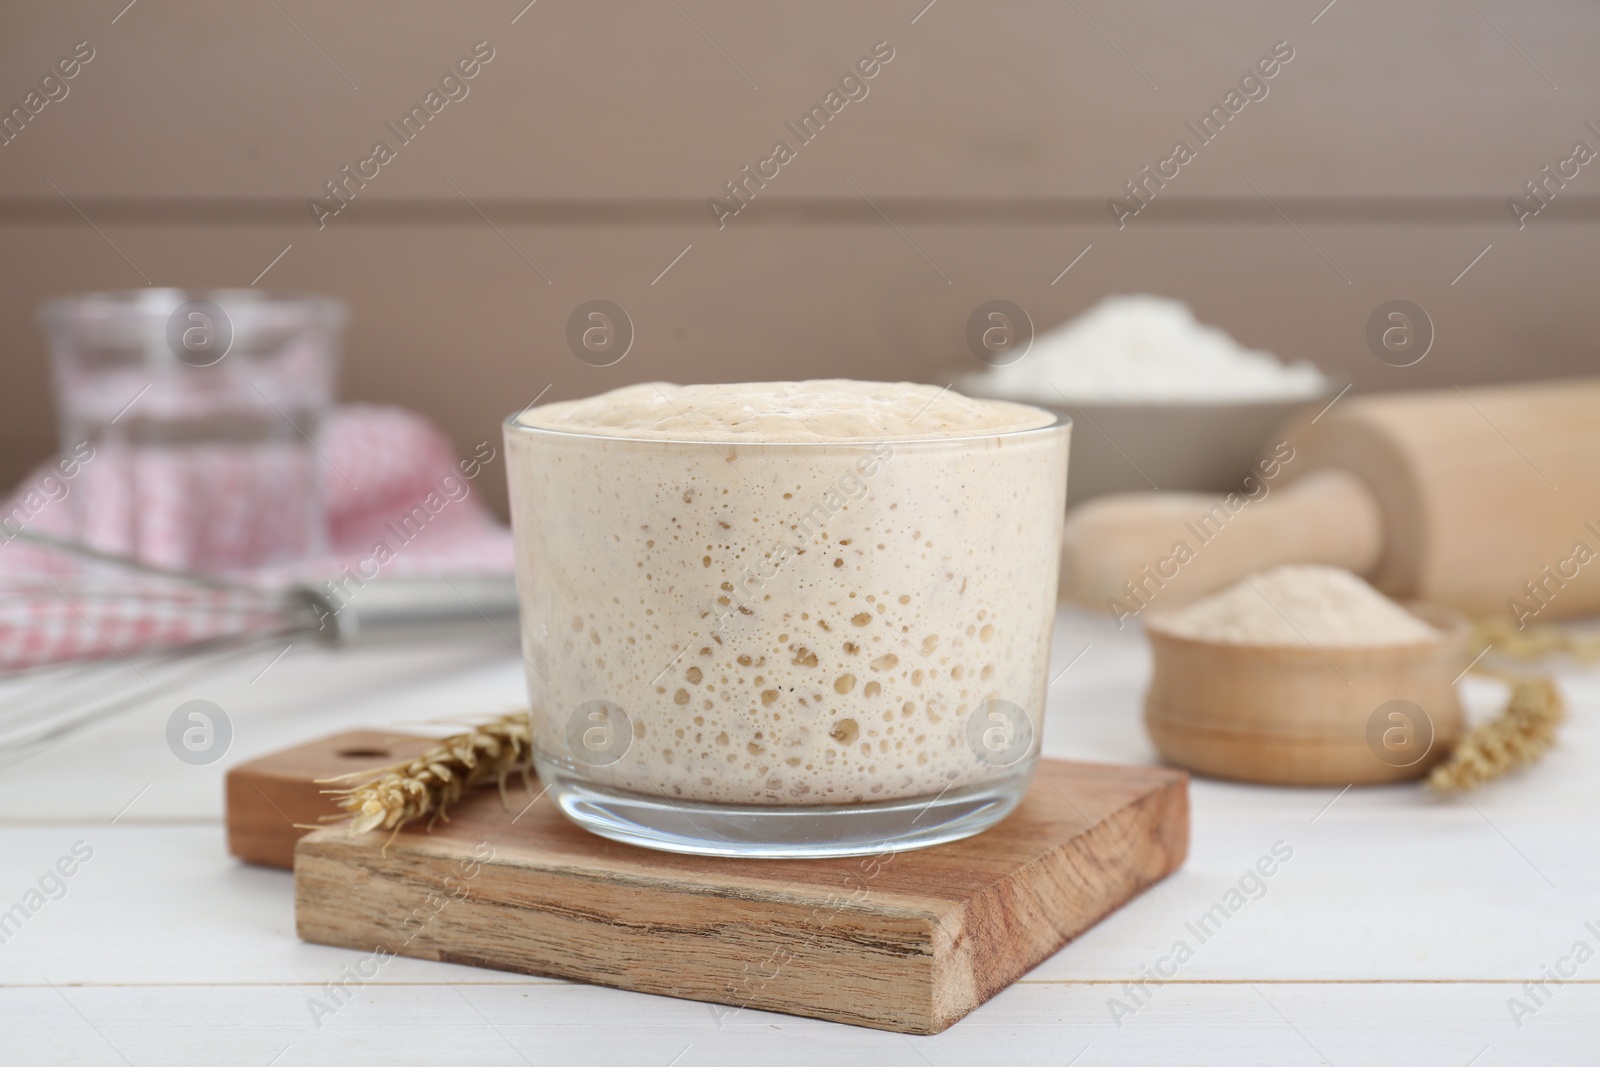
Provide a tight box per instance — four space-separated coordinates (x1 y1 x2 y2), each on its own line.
507 381 1067 805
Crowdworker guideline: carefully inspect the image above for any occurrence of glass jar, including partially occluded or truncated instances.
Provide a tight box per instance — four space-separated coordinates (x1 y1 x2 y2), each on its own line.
40 289 344 572
504 409 1069 857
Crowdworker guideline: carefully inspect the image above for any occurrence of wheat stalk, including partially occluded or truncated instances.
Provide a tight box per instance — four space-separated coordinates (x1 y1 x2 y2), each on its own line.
320 710 534 850
1420 618 1588 792
1428 677 1565 793
1471 616 1600 666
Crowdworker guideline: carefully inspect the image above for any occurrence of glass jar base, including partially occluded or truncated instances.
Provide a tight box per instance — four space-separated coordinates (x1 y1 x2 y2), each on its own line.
534 756 1035 859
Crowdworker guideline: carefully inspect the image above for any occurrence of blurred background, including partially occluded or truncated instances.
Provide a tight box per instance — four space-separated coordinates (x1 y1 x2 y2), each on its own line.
2 0 1597 517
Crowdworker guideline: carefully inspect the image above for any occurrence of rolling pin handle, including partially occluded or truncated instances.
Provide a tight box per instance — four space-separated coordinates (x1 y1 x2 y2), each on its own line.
1060 469 1385 613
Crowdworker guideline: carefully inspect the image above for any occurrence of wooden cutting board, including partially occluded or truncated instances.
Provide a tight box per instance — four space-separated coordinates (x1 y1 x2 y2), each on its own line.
283 746 1187 1034
226 729 439 868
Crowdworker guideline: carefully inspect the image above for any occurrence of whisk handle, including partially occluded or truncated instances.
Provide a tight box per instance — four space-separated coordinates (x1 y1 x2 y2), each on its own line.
295 576 520 644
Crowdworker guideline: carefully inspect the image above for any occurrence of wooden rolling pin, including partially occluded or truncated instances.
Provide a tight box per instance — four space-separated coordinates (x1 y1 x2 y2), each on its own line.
1062 378 1600 623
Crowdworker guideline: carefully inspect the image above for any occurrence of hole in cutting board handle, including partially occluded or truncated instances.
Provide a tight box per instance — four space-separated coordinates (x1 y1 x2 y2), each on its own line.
336 748 390 759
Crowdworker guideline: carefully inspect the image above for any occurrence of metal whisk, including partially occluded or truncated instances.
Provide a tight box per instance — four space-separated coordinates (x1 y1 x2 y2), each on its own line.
0 528 519 766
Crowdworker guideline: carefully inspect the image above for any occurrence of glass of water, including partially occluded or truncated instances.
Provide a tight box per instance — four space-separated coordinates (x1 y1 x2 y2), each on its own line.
39 289 345 572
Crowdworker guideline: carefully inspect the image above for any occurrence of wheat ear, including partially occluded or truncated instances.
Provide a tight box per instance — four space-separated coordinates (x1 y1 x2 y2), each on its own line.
320 711 534 851
1421 617 1590 792
1471 617 1600 665
1428 677 1565 793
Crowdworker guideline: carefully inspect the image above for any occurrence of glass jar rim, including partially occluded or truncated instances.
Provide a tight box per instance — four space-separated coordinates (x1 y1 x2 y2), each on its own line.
503 405 1069 448
38 288 347 332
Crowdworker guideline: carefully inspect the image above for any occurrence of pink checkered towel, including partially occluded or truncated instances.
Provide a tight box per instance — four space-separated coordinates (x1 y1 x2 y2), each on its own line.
0 405 514 669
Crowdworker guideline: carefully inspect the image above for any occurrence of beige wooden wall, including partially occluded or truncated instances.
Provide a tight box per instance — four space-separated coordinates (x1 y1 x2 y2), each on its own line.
2 0 1597 515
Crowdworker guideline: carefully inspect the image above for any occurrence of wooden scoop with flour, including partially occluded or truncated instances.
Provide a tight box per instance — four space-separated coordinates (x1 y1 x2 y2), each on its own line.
1061 378 1600 623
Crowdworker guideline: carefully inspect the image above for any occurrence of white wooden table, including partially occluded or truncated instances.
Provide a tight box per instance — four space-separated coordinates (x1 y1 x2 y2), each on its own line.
2 607 1595 1065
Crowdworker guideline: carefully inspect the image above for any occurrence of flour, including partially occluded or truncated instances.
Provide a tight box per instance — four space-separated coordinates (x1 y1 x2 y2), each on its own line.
1145 565 1440 647
983 295 1327 403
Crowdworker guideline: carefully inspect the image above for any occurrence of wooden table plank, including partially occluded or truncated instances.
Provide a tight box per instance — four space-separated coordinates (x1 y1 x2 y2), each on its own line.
3 606 1597 1062
2 608 1596 821
5 981 1598 1066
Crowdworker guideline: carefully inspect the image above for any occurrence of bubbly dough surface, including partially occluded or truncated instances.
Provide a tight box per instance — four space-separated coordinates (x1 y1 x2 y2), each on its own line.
506 381 1070 806
517 380 1056 441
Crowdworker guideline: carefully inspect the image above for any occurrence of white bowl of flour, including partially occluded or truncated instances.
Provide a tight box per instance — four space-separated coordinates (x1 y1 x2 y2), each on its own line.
956 295 1334 507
